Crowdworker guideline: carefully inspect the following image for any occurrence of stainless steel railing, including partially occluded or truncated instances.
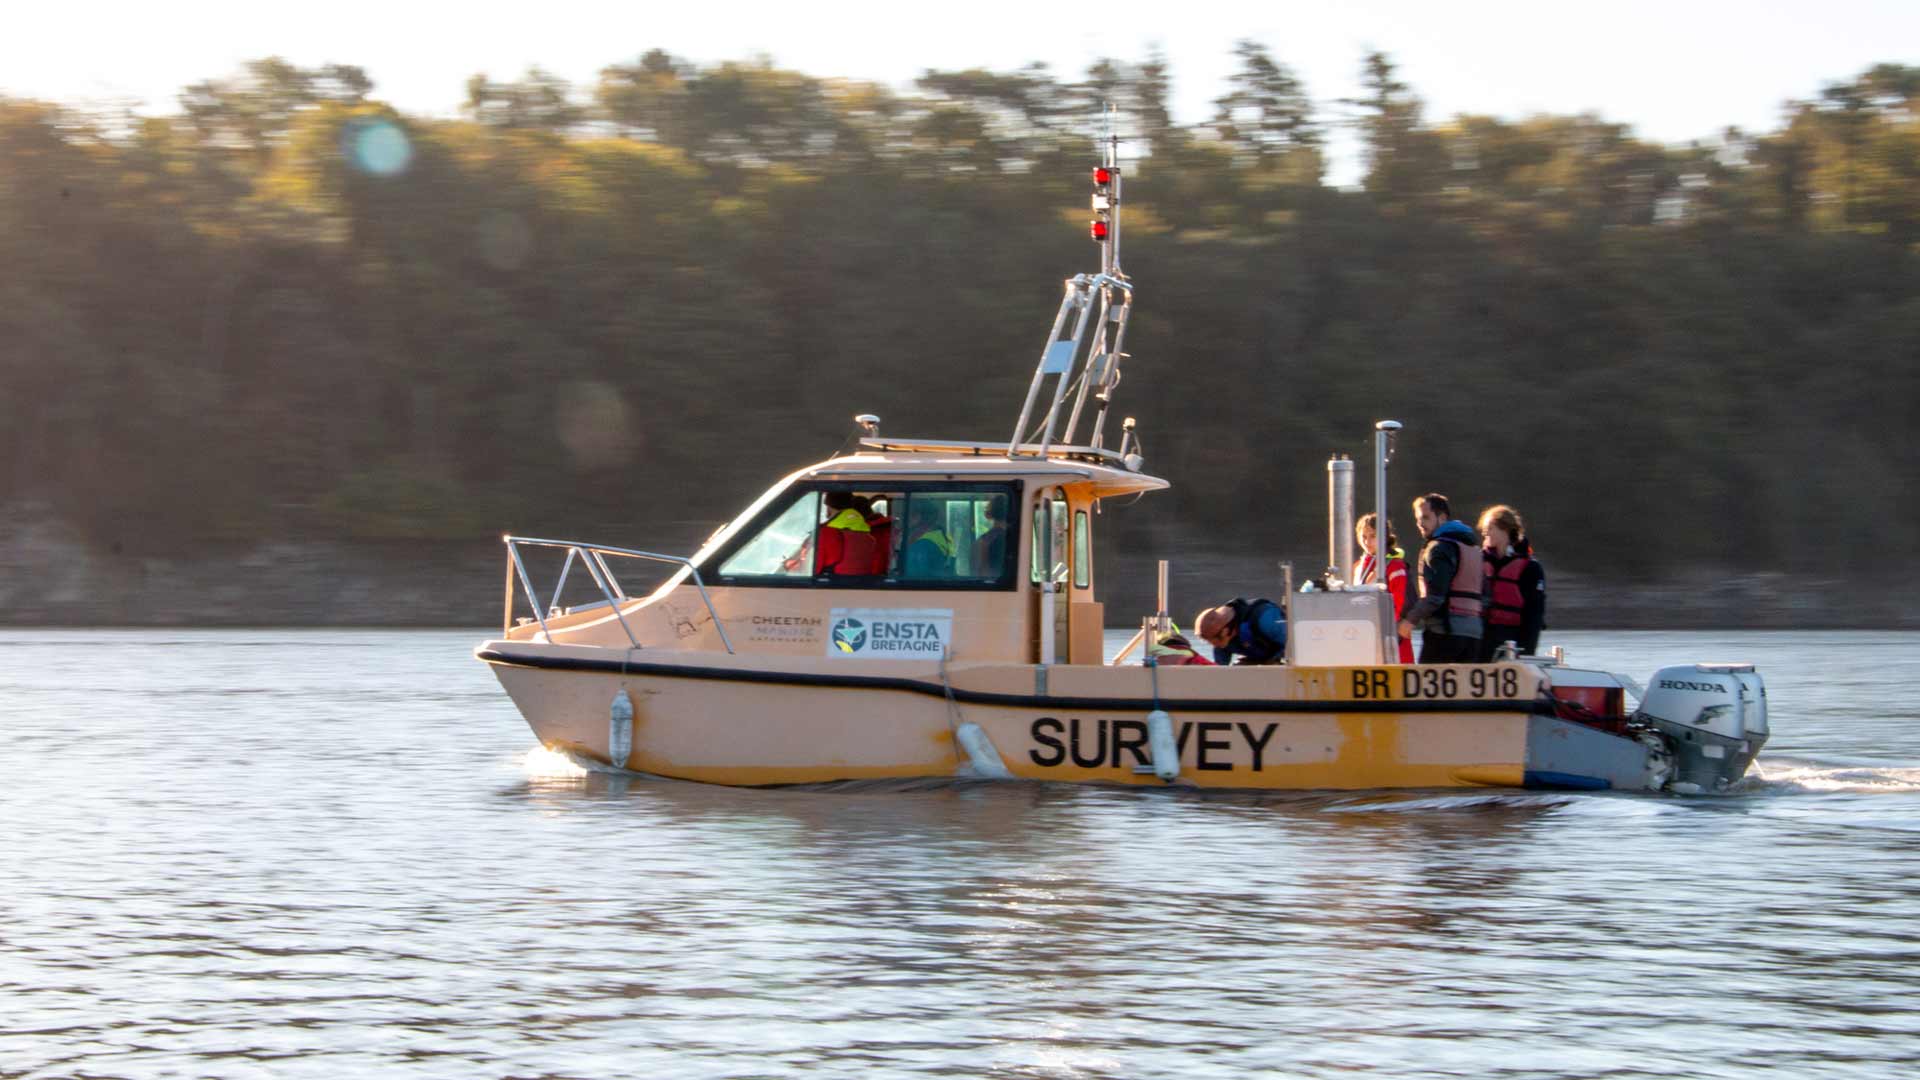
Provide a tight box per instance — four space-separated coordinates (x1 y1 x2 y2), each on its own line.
501 536 734 654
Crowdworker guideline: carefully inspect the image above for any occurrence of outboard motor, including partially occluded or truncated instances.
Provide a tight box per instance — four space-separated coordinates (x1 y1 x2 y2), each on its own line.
1634 664 1769 792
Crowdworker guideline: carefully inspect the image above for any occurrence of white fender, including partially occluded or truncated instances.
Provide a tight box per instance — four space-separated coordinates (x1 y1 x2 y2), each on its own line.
609 688 633 769
1147 709 1180 782
955 721 1013 779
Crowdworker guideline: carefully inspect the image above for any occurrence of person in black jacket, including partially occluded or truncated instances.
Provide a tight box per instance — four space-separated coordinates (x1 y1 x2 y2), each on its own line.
1397 493 1485 664
1196 598 1288 665
1477 504 1545 661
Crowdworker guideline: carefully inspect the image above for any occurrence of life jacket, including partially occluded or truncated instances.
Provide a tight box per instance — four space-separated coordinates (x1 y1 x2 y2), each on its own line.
1147 634 1216 666
903 527 956 577
1352 547 1410 598
1443 539 1486 621
911 528 955 558
817 508 879 575
1225 596 1286 665
1485 550 1534 628
864 514 894 574
1353 549 1416 663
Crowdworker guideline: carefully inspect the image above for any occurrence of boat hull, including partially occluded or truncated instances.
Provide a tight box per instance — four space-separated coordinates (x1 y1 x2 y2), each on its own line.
480 643 1663 791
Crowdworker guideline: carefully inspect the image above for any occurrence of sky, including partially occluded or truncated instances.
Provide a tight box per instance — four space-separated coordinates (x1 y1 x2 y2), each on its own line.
5 0 1915 184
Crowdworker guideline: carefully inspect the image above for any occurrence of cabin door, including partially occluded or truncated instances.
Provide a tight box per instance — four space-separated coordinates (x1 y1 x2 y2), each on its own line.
1030 487 1070 661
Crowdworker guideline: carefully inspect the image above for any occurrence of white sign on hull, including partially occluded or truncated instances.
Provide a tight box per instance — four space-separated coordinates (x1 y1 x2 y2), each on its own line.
827 608 953 659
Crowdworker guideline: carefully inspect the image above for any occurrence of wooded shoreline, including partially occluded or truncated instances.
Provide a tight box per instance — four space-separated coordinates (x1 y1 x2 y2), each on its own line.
6 508 1912 629
4 52 1915 612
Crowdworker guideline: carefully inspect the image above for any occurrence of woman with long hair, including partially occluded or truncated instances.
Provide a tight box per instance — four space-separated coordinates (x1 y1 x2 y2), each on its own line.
1353 512 1415 664
1478 504 1546 661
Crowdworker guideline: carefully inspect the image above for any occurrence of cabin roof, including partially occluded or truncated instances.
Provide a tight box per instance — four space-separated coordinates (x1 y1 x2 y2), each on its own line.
799 439 1168 497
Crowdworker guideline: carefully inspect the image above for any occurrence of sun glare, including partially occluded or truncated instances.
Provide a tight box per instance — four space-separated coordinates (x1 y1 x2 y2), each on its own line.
521 745 587 779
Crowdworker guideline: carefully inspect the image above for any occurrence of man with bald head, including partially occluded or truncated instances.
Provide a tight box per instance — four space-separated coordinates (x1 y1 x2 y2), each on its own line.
1194 597 1288 666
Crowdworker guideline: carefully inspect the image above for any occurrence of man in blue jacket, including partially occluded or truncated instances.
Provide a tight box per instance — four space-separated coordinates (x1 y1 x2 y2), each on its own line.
1397 493 1486 664
1195 598 1288 666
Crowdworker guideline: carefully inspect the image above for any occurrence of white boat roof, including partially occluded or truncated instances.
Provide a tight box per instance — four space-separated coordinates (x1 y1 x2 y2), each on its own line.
798 438 1169 497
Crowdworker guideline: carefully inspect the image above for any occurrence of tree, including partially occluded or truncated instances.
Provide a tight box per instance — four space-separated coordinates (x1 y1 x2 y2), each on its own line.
1347 50 1440 201
464 68 584 130
1210 40 1320 174
596 49 692 144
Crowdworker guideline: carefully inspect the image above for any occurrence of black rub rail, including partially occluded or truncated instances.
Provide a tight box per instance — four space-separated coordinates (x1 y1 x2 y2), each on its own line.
475 649 1554 716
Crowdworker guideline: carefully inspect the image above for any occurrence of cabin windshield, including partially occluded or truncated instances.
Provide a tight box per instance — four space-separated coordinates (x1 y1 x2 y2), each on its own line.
708 481 1019 590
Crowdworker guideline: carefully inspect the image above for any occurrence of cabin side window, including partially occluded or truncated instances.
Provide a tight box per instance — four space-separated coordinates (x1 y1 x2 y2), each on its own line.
1073 509 1090 589
1030 489 1069 584
708 482 1018 590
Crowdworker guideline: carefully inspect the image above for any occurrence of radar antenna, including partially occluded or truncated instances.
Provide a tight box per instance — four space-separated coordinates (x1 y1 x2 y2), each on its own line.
1007 105 1136 462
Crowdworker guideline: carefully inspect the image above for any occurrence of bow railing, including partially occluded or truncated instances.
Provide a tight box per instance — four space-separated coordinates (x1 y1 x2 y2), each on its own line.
501 536 733 654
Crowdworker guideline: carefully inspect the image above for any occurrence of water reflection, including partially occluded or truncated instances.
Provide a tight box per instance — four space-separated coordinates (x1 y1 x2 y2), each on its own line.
4 629 1920 1078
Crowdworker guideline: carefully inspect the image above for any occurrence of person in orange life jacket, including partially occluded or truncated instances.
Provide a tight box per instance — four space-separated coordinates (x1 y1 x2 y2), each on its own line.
1397 492 1485 664
1476 504 1545 661
1352 512 1415 664
1195 598 1288 666
814 491 879 576
1146 631 1216 666
903 499 956 578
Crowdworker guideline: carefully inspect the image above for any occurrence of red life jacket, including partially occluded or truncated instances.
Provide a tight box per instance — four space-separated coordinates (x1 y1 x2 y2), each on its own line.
864 515 894 574
1351 551 1415 663
1445 540 1486 621
816 510 880 576
1485 551 1533 628
1352 550 1410 612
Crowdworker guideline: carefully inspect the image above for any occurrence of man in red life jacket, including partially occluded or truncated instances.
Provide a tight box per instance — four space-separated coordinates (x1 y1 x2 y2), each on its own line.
1477 503 1546 661
1397 493 1485 664
1352 512 1415 664
814 492 880 576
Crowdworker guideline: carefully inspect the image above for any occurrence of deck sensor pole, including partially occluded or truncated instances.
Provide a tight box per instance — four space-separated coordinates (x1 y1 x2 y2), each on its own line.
1375 421 1402 661
1328 454 1355 586
1156 558 1170 639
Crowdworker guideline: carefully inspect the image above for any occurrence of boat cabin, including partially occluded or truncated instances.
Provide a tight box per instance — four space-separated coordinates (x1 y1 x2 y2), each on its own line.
501 439 1167 665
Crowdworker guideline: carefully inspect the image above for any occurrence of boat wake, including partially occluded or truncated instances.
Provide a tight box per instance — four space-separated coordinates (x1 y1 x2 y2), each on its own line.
1322 792 1580 814
1735 758 1920 796
513 746 1918 803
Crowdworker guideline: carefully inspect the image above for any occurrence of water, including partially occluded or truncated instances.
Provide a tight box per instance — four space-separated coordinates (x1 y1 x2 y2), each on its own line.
3 629 1918 1078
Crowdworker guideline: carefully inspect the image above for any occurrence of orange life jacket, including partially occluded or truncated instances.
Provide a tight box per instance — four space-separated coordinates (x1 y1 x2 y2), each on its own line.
1444 539 1486 621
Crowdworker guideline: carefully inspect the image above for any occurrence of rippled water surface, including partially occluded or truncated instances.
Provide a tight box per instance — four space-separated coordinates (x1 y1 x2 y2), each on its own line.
4 629 1919 1078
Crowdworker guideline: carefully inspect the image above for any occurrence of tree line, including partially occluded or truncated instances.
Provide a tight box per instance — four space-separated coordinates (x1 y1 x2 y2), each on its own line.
1 48 1915 594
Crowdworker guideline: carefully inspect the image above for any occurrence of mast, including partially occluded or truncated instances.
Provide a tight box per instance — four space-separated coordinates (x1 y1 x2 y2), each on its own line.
1008 105 1136 462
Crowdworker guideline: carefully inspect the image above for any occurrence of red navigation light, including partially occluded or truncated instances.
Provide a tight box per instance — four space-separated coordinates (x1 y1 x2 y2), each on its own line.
1091 165 1116 241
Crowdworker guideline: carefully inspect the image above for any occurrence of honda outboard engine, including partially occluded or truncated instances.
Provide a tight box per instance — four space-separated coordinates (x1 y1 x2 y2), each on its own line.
1634 664 1768 792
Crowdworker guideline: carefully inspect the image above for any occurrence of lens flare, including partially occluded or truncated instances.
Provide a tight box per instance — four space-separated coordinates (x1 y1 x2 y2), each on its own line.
344 119 412 177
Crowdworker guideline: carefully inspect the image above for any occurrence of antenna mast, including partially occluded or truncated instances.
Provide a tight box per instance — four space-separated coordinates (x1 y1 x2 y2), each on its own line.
1007 104 1137 461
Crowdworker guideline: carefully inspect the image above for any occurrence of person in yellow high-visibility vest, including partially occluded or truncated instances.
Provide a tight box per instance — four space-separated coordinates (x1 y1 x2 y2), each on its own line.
903 499 955 578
